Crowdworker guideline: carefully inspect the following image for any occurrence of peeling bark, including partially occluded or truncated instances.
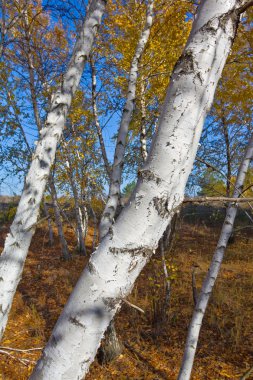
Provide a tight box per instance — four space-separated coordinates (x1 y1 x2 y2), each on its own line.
30 1 245 379
99 0 154 239
178 133 253 380
0 0 106 339
140 76 148 162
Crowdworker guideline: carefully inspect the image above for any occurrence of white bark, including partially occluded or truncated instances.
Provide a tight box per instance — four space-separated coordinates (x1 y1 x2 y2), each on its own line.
90 57 111 179
140 77 148 162
63 145 87 255
99 0 154 239
90 205 97 252
177 133 253 380
49 178 70 260
30 2 244 379
80 203 88 238
0 0 106 339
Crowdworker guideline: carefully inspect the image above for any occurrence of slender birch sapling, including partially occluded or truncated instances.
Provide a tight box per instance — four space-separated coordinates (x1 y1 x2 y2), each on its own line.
177 133 253 380
48 177 70 260
90 56 111 179
99 0 154 239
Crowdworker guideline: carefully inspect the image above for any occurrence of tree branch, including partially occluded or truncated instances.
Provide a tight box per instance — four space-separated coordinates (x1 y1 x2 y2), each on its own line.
237 0 253 14
183 197 253 203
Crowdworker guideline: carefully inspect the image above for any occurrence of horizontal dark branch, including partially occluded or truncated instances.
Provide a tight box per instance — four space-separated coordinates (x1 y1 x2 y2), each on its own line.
183 197 253 204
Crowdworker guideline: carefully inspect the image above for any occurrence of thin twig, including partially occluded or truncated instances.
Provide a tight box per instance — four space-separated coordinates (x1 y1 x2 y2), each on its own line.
196 156 253 213
0 349 36 366
23 215 51 232
122 299 145 314
0 346 43 352
183 197 253 203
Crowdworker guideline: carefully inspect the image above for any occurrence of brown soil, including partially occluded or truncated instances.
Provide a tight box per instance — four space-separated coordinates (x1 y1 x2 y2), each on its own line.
0 219 253 379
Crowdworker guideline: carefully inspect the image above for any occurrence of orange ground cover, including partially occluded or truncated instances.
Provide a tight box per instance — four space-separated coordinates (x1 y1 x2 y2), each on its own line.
0 220 252 379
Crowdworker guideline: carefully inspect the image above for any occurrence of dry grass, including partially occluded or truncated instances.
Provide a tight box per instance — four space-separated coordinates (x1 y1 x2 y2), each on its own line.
0 216 252 379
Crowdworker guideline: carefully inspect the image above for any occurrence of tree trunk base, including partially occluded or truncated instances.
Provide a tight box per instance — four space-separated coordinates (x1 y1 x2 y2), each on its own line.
76 247 87 256
97 321 123 365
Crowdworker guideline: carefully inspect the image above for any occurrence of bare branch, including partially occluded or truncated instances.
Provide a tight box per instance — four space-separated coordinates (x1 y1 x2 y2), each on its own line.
237 0 253 14
183 196 253 203
122 299 145 314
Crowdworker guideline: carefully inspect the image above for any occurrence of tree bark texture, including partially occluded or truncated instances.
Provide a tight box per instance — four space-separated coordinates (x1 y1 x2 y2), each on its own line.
0 0 106 339
140 76 148 162
177 133 253 380
30 2 246 379
99 0 154 239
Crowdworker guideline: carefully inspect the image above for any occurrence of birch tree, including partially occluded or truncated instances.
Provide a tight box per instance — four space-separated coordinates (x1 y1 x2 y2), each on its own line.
95 0 154 358
90 56 111 179
100 0 191 178
99 0 154 239
62 139 87 255
0 0 106 339
48 176 71 260
30 1 253 379
194 11 253 197
177 133 253 380
140 75 148 162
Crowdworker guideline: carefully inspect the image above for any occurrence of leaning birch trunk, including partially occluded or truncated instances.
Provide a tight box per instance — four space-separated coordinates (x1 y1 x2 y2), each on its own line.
0 0 106 339
177 133 253 380
30 1 249 379
99 0 154 239
49 178 70 260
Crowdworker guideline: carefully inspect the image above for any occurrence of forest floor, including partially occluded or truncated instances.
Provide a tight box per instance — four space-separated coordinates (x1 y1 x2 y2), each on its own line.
0 214 253 380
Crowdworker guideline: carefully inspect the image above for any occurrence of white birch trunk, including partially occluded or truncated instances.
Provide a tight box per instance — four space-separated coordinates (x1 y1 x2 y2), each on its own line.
80 204 88 238
90 57 111 179
49 178 70 260
177 133 253 380
140 77 148 162
76 206 86 253
30 2 249 379
90 205 98 252
64 149 87 255
99 0 154 239
0 0 106 339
